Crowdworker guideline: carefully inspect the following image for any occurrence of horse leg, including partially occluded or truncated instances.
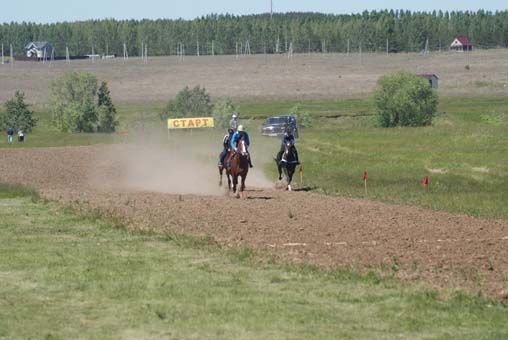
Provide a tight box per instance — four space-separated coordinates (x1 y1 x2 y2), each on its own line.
240 174 246 199
287 166 295 191
218 166 223 187
233 175 239 198
283 167 291 191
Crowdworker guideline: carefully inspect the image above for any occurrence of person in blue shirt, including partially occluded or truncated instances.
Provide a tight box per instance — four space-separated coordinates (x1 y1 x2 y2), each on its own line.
276 126 299 164
7 128 14 143
218 128 234 167
230 125 253 168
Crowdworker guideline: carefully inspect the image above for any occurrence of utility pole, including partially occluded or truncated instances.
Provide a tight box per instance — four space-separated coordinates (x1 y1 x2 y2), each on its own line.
386 39 389 55
10 44 13 67
270 0 273 19
66 45 70 63
196 40 200 56
1 43 4 65
123 43 128 60
211 40 215 56
347 39 350 56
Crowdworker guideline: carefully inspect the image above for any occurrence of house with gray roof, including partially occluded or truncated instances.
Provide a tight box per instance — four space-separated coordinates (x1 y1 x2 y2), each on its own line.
24 41 53 59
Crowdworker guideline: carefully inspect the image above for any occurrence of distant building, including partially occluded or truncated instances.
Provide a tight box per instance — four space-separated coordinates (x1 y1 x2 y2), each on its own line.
418 74 439 89
450 36 473 52
24 41 53 59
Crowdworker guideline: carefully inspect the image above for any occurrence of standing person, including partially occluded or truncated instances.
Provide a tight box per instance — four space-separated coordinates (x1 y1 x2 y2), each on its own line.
18 130 24 142
7 128 14 143
218 128 234 167
229 113 239 131
230 125 253 168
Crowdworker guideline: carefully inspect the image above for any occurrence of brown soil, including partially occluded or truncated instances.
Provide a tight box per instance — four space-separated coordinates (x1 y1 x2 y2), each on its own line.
2 145 508 301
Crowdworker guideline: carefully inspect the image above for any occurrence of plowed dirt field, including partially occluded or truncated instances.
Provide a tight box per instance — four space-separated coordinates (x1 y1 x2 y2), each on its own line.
2 145 508 300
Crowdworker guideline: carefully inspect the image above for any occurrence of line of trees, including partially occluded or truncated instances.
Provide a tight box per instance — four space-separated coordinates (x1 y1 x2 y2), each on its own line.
1 10 508 57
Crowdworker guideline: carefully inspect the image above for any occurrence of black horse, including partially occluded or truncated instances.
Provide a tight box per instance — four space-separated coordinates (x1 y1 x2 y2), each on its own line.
275 142 298 191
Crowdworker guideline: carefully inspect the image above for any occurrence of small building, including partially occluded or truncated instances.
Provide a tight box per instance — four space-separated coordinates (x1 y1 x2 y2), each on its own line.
418 74 439 89
450 36 473 52
24 41 53 59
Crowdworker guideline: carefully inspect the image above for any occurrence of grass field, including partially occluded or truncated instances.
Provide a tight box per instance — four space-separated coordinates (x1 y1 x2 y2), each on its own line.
296 96 508 219
1 186 508 339
1 96 508 219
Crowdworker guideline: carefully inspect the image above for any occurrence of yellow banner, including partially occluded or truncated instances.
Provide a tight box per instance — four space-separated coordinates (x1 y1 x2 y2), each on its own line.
167 117 215 129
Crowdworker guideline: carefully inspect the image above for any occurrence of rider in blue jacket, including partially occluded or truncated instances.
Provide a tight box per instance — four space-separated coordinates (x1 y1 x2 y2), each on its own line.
230 125 253 168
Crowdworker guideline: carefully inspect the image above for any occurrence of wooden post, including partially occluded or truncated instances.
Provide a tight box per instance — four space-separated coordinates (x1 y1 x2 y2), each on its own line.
1 43 4 65
10 44 13 67
363 171 368 195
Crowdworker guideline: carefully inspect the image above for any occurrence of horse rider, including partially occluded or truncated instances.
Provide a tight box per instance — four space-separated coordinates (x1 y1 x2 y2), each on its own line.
218 128 234 167
230 125 254 168
276 126 300 165
229 113 239 130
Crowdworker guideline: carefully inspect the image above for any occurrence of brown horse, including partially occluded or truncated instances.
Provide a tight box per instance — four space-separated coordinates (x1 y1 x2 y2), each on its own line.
227 139 249 198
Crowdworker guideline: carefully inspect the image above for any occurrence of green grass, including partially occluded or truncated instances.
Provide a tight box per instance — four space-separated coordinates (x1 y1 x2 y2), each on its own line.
2 96 508 219
293 96 508 219
0 182 39 200
1 190 508 339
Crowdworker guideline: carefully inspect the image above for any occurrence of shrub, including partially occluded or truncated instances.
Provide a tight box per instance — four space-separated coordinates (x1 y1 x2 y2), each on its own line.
50 71 99 132
97 81 118 132
288 104 313 128
1 91 38 132
374 72 438 127
212 97 238 129
160 86 212 120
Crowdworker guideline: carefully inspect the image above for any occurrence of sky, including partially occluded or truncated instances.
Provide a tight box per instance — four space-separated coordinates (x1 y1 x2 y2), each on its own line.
1 0 506 23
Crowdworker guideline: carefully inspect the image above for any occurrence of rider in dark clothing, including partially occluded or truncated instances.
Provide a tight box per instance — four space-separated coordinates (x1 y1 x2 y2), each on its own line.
218 128 234 166
276 126 299 164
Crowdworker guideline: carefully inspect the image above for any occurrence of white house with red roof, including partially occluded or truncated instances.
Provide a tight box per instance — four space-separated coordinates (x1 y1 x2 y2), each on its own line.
450 36 473 52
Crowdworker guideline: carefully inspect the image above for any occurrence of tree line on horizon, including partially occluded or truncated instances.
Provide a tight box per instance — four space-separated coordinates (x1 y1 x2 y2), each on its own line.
1 10 507 57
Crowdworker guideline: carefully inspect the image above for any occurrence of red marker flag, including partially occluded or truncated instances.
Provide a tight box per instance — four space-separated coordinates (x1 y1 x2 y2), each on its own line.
422 176 429 186
363 171 368 181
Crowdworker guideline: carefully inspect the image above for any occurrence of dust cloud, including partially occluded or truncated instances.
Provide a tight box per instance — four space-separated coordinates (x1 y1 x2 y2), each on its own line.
88 128 276 196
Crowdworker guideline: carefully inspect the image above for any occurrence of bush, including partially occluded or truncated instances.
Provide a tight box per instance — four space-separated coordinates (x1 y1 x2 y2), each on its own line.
1 91 37 132
212 97 238 129
50 71 99 132
288 104 313 128
374 72 438 127
161 86 212 120
97 81 118 132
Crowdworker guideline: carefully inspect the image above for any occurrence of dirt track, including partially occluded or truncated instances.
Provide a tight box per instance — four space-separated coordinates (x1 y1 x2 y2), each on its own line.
1 145 508 300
